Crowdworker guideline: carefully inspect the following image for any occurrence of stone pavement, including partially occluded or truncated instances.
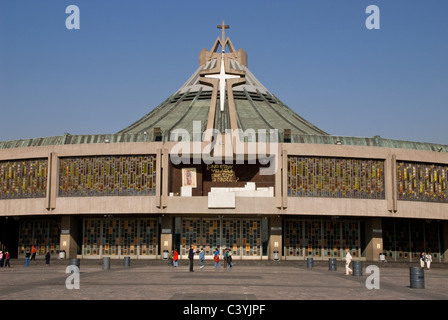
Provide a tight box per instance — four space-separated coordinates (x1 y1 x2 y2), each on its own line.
0 258 446 317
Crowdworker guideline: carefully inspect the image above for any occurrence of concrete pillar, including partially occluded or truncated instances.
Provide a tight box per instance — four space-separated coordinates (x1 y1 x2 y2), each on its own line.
365 219 383 261
443 222 448 263
160 215 173 259
269 216 282 260
60 215 79 259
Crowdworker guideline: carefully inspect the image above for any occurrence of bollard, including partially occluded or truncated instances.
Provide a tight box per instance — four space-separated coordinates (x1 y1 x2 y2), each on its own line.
352 261 362 276
102 257 110 270
124 256 131 267
329 258 337 271
410 267 425 289
69 258 80 270
307 257 313 268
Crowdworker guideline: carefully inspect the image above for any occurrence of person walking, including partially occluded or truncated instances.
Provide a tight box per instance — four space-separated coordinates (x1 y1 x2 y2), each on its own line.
213 248 220 269
25 249 31 267
419 252 426 268
188 246 195 272
199 248 205 269
45 252 51 266
345 249 353 275
173 249 179 267
0 251 3 268
224 248 229 268
31 246 37 261
4 251 10 268
425 252 432 270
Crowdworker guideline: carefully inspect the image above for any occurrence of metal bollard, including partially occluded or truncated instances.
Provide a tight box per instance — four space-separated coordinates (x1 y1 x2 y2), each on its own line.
102 257 110 270
124 256 131 267
69 258 80 270
307 257 313 268
352 261 362 276
410 267 425 289
329 258 337 271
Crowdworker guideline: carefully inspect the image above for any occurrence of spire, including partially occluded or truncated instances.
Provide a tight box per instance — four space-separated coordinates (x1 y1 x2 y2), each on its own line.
217 20 229 51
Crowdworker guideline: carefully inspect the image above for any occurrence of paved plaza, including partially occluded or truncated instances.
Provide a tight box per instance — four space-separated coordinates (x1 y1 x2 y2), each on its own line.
0 258 446 318
0 258 447 300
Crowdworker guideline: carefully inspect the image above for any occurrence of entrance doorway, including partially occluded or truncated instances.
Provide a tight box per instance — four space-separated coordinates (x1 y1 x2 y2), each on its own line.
82 217 159 258
0 217 19 258
175 217 268 259
283 218 362 260
382 219 444 262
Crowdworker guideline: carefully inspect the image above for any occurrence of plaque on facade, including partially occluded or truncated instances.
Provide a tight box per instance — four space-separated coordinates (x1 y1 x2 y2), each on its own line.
206 164 238 183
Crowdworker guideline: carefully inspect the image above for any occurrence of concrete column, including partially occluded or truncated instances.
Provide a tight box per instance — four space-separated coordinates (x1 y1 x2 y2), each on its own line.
385 154 397 213
443 222 448 263
364 219 383 261
60 215 79 259
160 215 173 259
46 152 58 211
269 216 282 260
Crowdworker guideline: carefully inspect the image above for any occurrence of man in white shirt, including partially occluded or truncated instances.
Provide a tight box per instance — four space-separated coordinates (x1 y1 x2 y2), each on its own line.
345 249 353 275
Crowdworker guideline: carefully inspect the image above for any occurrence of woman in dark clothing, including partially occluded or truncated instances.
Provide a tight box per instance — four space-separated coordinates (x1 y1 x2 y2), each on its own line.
45 252 51 266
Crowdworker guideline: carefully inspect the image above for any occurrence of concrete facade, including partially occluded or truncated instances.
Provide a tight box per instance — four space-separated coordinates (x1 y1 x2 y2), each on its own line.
1 139 447 261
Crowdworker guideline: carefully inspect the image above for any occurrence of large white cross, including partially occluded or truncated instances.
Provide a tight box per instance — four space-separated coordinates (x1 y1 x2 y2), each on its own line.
205 53 241 112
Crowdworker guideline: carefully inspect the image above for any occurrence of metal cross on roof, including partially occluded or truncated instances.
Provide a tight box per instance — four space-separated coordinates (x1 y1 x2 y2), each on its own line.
217 20 229 49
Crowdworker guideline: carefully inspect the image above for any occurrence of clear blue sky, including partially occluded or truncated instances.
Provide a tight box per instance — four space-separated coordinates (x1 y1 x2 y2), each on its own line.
1 0 447 144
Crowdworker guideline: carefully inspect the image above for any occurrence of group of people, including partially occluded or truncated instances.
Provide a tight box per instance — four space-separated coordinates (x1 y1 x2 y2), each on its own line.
345 248 434 275
170 247 233 271
420 251 432 270
0 250 11 268
24 246 52 267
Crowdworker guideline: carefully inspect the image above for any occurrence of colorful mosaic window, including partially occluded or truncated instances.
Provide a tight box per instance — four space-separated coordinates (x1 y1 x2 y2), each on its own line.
242 219 261 256
82 218 158 256
180 218 262 257
59 155 156 197
181 218 201 255
284 219 360 258
18 219 60 256
201 219 222 256
304 221 322 257
0 159 47 199
322 221 341 257
102 218 120 255
222 219 241 256
397 161 448 203
342 221 360 257
287 156 385 199
83 219 101 255
284 220 304 256
139 218 158 255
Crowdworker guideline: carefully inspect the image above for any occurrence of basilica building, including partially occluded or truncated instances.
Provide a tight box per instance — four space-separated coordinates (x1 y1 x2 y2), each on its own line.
1 22 447 263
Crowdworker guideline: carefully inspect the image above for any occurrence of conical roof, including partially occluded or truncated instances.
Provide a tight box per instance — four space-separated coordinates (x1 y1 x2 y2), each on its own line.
118 21 328 141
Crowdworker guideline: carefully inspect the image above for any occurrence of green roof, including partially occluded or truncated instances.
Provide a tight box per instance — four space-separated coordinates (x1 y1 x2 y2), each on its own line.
1 131 447 154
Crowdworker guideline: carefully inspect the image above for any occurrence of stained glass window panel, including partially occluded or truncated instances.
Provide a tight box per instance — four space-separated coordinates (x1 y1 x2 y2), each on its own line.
287 156 385 199
59 155 157 197
0 159 47 199
397 161 448 203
